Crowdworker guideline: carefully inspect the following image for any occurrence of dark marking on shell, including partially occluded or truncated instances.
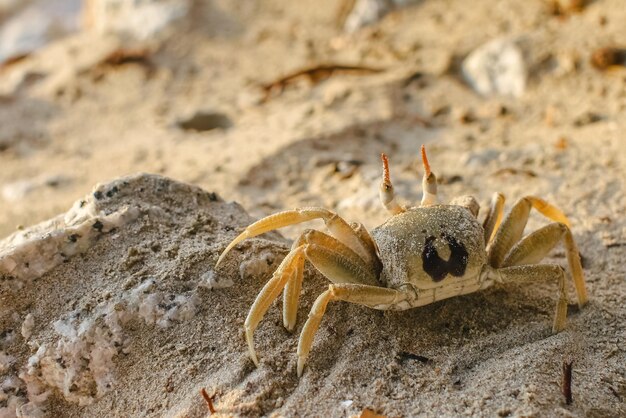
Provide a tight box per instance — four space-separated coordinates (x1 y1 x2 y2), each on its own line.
422 234 469 282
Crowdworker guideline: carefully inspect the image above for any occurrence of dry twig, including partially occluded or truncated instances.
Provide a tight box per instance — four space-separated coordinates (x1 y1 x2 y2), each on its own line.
200 388 216 414
260 64 384 102
562 359 574 405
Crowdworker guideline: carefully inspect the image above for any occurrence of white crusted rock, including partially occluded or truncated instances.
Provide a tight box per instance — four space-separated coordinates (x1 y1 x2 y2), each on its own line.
0 0 81 62
0 174 285 416
83 0 191 40
0 182 140 282
200 270 234 290
21 315 34 341
462 38 527 97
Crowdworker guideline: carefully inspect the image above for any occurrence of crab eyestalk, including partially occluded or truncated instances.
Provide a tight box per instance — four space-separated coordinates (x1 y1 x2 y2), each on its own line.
379 153 405 214
420 145 438 206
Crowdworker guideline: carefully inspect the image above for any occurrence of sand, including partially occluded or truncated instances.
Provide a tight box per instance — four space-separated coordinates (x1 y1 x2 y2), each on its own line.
0 0 625 417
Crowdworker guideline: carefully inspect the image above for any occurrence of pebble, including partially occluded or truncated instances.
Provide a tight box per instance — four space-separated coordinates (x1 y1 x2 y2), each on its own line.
21 314 34 340
0 0 81 62
343 0 393 33
83 0 191 40
340 399 354 408
462 38 527 97
200 271 233 290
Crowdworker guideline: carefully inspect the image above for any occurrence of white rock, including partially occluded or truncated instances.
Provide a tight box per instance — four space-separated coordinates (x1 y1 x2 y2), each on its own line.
0 179 140 282
462 38 527 97
0 0 81 62
340 399 354 408
239 250 277 281
343 0 415 32
21 314 34 341
344 0 393 33
200 270 234 290
83 0 191 40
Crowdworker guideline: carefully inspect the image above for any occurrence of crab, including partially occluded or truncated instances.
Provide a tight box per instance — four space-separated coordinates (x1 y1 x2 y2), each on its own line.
215 146 588 377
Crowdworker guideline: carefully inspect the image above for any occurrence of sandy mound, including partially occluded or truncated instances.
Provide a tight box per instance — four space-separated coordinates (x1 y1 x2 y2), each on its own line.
0 173 623 417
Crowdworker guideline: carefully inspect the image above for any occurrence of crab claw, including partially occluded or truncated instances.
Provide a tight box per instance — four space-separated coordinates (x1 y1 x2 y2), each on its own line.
420 145 438 206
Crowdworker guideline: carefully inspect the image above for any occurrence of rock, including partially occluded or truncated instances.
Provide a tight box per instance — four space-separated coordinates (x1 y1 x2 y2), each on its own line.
342 0 415 32
200 270 234 289
462 38 527 97
343 0 393 33
0 174 288 414
83 0 191 40
0 0 81 62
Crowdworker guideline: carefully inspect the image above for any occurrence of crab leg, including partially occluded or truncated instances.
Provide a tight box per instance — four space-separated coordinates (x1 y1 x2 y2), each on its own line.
245 246 305 366
482 192 505 246
350 222 382 272
495 264 568 332
488 196 587 307
282 229 379 331
215 207 377 272
282 244 305 331
502 223 568 267
245 233 380 365
489 197 571 267
501 222 587 308
297 284 410 376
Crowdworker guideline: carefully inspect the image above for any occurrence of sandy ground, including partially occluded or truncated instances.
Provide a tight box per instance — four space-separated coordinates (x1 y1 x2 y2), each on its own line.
0 0 625 416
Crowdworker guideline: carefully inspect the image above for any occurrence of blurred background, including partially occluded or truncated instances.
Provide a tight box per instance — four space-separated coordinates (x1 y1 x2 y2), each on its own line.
0 0 624 241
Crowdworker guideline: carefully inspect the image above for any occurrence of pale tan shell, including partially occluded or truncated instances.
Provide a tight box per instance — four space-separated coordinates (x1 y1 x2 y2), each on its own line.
371 205 486 290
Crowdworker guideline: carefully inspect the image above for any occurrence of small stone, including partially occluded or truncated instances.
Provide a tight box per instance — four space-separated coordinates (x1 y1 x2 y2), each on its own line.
0 0 81 62
83 0 191 40
462 38 527 97
200 270 234 290
21 314 35 340
340 399 354 408
342 0 393 33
